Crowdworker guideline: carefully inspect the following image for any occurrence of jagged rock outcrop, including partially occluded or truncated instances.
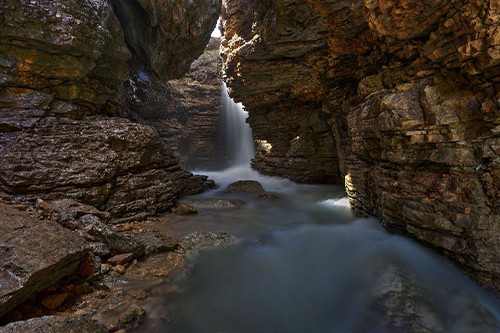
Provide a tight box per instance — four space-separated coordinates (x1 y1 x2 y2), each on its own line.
0 116 205 220
125 38 224 169
0 203 89 317
113 0 221 79
221 0 341 184
0 0 221 219
222 0 500 291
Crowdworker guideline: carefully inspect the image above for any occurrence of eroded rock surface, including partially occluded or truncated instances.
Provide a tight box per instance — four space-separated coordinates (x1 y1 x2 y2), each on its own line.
0 316 107 333
0 116 204 220
0 204 89 317
125 38 224 169
222 0 500 290
0 0 221 220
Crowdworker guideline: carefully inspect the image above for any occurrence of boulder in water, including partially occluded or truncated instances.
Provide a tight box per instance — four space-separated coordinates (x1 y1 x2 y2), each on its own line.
173 204 198 215
257 193 281 201
179 231 237 255
224 180 265 194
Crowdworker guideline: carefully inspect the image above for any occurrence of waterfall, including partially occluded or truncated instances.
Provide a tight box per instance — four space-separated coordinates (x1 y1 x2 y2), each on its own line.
221 82 255 166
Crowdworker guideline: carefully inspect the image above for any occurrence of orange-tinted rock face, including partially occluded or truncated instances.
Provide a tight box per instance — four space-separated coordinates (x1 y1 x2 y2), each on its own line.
222 0 500 291
0 0 220 220
221 0 341 183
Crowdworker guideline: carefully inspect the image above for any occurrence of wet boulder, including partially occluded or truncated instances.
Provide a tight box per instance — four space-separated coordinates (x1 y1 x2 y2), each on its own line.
224 180 265 194
173 204 198 215
0 204 89 317
0 315 107 333
78 214 145 257
179 231 237 255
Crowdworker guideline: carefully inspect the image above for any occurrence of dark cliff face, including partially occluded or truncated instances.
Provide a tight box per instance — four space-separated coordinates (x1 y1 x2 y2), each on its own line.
0 0 221 220
113 0 221 80
125 38 224 170
222 0 500 291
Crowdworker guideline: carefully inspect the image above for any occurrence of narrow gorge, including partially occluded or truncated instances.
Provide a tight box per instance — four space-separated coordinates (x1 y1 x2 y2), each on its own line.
0 0 499 332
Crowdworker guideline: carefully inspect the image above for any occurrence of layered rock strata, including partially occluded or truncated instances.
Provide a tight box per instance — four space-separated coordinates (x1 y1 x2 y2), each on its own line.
0 203 89 317
125 38 224 169
222 0 500 291
0 0 221 220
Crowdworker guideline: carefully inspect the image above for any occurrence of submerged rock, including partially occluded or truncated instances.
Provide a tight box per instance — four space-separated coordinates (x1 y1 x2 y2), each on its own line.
0 204 88 317
257 193 281 201
224 180 265 194
184 198 247 208
0 316 107 333
116 306 146 330
179 231 237 255
173 204 198 215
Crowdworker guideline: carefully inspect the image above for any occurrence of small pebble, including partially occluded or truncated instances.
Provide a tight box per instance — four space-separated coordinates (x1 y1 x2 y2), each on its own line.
115 265 126 274
100 263 111 274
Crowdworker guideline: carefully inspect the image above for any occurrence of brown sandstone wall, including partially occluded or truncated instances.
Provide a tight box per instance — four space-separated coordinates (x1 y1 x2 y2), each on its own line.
0 0 221 220
222 0 500 291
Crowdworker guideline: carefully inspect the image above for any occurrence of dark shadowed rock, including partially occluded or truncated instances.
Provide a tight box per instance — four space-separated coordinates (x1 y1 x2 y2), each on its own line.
37 199 111 227
0 117 205 221
224 180 265 194
0 316 107 333
78 215 145 257
125 38 224 169
0 204 89 317
113 0 221 80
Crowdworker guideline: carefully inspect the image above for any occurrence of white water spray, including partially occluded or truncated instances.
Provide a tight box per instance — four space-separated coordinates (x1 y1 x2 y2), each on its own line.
221 82 255 167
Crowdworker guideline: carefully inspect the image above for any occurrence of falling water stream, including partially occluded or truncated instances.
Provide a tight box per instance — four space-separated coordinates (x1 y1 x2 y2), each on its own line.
221 83 255 167
135 84 500 332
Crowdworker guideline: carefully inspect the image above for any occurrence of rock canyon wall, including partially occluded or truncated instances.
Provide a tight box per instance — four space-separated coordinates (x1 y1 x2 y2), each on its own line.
125 38 224 170
222 0 500 291
0 0 221 221
0 0 221 318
